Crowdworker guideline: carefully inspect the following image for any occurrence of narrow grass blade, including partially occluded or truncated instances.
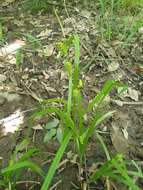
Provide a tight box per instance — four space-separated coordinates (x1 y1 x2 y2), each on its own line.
99 0 105 16
131 160 142 174
67 76 73 115
73 89 85 134
111 0 115 15
2 161 45 178
90 156 117 181
105 172 136 187
54 8 65 37
41 131 72 190
18 149 38 162
64 61 73 115
128 171 143 178
73 34 80 88
88 80 119 112
25 34 41 47
81 111 115 154
96 132 111 161
113 157 141 190
90 155 125 181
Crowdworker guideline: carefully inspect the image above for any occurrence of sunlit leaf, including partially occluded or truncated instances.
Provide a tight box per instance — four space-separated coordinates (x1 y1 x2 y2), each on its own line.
56 127 63 143
44 129 57 143
44 119 59 130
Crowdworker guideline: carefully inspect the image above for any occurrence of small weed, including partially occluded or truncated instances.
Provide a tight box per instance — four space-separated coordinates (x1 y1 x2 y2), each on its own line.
0 140 45 189
93 132 142 190
119 0 143 11
123 15 143 46
25 34 41 51
14 34 41 69
43 118 63 143
97 0 118 41
98 17 118 41
97 0 143 41
90 154 142 190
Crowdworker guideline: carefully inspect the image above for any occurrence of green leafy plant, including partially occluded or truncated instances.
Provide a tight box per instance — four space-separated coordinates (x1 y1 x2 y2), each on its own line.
43 118 63 143
91 132 142 190
15 34 42 68
29 34 127 189
90 154 142 190
0 140 45 189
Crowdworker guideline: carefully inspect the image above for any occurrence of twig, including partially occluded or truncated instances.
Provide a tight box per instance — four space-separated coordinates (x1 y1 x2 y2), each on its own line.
112 100 143 106
71 181 80 189
106 177 111 190
58 159 68 169
16 180 40 185
49 180 62 190
110 181 119 190
19 79 42 102
123 101 143 105
54 9 65 38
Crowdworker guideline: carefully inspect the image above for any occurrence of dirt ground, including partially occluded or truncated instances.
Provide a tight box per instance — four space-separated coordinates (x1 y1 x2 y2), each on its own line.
0 1 143 189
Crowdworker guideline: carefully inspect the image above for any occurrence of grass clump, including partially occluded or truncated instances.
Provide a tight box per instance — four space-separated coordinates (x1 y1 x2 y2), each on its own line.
91 154 143 190
97 0 143 41
119 0 143 11
29 34 142 189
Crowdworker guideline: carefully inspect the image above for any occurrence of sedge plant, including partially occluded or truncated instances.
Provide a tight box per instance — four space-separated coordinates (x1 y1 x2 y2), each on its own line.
29 34 127 189
31 35 125 190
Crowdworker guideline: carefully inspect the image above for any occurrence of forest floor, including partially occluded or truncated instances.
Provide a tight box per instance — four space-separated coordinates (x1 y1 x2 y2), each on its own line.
0 0 143 189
